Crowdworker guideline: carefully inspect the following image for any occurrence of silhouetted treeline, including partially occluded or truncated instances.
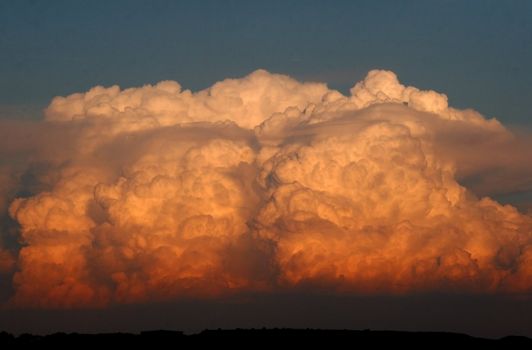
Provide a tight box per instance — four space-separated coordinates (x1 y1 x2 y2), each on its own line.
1 329 530 346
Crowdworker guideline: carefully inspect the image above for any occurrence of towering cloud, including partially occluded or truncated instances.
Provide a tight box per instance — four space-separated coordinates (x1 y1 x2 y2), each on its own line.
1 70 531 307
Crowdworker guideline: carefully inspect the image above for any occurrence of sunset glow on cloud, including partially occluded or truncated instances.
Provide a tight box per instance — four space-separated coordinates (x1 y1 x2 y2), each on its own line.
1 70 531 308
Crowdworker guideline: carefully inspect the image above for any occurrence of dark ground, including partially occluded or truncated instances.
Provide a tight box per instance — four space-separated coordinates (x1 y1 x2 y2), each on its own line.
1 329 530 347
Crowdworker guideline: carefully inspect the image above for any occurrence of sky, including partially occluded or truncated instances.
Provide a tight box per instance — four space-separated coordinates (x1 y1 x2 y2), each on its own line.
0 0 531 338
1 0 531 124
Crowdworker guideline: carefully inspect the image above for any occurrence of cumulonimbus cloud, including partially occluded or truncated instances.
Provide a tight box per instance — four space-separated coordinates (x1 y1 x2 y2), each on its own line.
0 69 530 307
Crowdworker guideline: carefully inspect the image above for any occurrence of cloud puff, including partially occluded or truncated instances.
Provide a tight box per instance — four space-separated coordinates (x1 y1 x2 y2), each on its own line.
1 69 531 307
255 116 531 293
45 69 329 130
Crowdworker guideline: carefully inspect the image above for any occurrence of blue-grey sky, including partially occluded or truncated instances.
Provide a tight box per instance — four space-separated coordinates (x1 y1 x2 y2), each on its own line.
1 0 531 124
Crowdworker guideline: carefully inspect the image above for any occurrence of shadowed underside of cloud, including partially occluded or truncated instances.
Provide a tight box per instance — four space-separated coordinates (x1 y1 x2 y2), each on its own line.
0 69 531 308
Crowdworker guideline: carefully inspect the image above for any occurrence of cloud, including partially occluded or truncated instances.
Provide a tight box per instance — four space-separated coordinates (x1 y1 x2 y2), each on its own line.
44 69 329 130
0 69 531 307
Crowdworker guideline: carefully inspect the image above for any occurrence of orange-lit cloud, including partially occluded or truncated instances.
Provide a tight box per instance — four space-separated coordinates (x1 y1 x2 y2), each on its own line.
1 70 531 307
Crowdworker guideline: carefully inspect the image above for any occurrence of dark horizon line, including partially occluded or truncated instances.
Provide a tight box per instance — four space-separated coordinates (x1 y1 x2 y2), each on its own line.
1 328 531 346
